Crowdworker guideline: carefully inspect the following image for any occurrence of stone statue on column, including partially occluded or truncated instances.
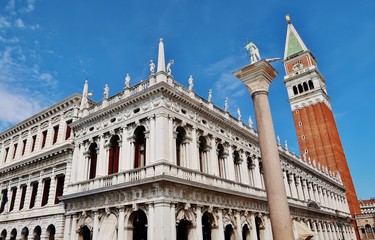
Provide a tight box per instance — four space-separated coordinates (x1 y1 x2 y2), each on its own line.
245 41 261 64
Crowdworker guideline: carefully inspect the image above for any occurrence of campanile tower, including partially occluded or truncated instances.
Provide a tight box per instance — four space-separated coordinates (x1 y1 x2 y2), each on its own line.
282 16 361 218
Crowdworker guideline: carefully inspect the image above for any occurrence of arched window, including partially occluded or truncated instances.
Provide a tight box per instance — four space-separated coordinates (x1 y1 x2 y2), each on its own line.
21 227 29 240
46 224 56 240
199 136 208 173
217 144 226 178
365 224 372 233
303 82 309 91
255 217 262 240
224 224 234 240
293 86 298 95
233 150 242 182
202 212 213 240
176 127 186 167
10 229 16 240
78 225 91 240
133 210 148 240
298 84 303 94
33 226 41 240
89 143 98 179
108 135 120 175
177 219 191 240
308 80 314 90
134 126 146 168
242 224 250 240
1 230 6 240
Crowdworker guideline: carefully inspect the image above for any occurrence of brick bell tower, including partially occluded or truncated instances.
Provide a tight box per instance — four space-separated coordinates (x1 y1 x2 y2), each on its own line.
282 16 361 219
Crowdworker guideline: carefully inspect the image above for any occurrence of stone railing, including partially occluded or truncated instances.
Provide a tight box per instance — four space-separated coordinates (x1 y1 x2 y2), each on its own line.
67 162 267 199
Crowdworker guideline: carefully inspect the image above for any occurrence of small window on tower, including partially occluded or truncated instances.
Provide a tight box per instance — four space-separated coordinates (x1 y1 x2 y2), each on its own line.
298 121 302 126
301 135 305 140
304 149 308 153
295 109 300 114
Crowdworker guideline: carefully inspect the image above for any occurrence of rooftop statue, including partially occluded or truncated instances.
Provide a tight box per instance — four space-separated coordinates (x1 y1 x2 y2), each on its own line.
149 60 155 75
188 75 194 91
125 74 131 88
103 84 109 99
208 89 212 102
167 60 174 75
245 41 261 64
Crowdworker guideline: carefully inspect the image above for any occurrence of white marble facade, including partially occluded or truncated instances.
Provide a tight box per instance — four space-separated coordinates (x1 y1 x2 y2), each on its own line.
0 41 356 240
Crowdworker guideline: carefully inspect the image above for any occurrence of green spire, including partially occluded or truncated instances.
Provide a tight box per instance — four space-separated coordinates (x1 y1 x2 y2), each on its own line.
284 17 308 60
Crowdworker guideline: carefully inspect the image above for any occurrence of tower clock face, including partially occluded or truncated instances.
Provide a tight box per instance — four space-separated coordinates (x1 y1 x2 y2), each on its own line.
292 61 304 71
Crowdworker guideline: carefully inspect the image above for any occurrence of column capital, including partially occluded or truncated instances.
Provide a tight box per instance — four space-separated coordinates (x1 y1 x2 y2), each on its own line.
233 60 278 96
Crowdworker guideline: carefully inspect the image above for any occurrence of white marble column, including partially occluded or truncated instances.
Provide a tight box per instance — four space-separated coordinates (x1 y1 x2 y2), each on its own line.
235 211 242 240
170 203 176 240
148 204 155 240
289 173 298 199
64 215 72 240
190 128 199 170
70 214 77 240
217 209 225 240
250 213 257 240
226 146 236 181
118 207 125 240
154 113 170 163
296 176 304 201
283 170 291 197
92 210 99 240
196 206 203 239
253 157 262 188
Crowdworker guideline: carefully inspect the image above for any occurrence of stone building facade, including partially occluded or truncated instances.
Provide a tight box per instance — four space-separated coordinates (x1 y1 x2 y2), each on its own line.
356 199 375 239
0 21 358 240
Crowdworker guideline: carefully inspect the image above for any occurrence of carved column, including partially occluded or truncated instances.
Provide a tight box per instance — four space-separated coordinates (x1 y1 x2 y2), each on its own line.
295 176 304 201
92 210 99 240
233 60 294 240
70 214 77 240
240 152 250 185
226 146 236 181
190 127 199 170
64 215 72 240
250 213 258 240
289 173 298 199
118 207 125 240
154 113 170 162
301 179 309 202
48 169 56 206
282 170 291 197
195 206 203 239
170 203 176 240
235 211 242 240
216 209 225 240
148 203 155 240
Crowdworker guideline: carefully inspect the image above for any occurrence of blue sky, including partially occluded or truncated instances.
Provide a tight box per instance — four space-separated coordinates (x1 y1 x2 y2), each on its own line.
0 0 374 199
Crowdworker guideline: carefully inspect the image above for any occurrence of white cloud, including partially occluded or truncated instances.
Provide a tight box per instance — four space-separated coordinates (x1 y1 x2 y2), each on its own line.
19 0 35 13
15 18 26 28
0 17 11 28
0 85 43 124
5 0 16 15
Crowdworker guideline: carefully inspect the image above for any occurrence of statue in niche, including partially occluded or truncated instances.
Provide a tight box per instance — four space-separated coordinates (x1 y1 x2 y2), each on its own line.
125 74 131 88
149 60 155 74
188 75 194 91
293 60 304 71
245 41 261 64
208 89 212 102
103 84 109 99
167 59 174 75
